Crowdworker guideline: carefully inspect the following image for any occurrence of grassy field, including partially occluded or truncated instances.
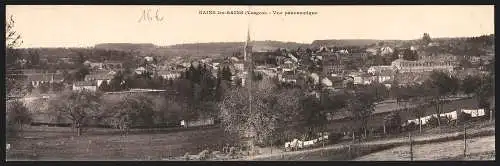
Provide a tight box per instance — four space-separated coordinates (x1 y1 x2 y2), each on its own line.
249 120 495 161
6 126 238 161
355 136 495 161
326 97 479 133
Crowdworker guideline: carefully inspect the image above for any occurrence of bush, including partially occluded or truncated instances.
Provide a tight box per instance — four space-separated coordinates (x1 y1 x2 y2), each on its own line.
426 115 453 128
183 152 190 160
457 112 472 123
198 149 209 160
403 121 418 132
328 132 344 144
6 100 32 138
383 112 402 134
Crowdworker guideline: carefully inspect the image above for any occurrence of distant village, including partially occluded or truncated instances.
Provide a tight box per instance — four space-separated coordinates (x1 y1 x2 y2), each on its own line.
13 35 494 97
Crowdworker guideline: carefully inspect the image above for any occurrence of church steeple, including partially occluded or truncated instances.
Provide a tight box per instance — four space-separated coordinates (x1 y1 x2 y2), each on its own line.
244 24 252 61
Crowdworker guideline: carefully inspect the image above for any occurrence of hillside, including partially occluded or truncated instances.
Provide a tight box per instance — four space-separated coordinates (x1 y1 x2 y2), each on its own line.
311 39 383 47
163 41 309 57
94 43 157 52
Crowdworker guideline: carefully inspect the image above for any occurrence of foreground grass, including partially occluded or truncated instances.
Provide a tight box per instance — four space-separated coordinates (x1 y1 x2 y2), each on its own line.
249 121 495 161
355 136 495 161
7 126 237 161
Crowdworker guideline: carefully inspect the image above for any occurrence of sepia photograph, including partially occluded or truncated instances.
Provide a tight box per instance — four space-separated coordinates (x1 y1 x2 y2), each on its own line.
5 5 495 161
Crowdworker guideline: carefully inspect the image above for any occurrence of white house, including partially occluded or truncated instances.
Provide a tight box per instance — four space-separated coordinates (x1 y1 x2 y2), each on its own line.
391 59 455 73
72 81 97 92
321 77 333 87
158 70 181 80
310 73 320 85
368 66 393 75
287 53 299 62
135 67 147 75
180 117 215 128
144 56 154 62
85 71 116 87
380 47 394 56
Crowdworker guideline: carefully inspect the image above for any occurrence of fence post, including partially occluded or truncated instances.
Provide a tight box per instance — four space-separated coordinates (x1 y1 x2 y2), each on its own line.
490 109 493 122
348 144 352 159
270 137 273 155
383 123 386 136
352 132 355 142
463 126 467 158
409 132 413 161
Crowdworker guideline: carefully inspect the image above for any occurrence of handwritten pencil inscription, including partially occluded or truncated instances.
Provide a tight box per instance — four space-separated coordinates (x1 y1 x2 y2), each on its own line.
138 9 165 23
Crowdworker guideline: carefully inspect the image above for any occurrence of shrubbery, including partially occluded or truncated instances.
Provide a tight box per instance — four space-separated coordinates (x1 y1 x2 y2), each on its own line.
383 112 402 134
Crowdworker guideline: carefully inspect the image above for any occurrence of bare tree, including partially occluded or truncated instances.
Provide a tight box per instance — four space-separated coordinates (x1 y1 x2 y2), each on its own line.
6 100 32 138
6 15 23 49
49 90 102 136
409 89 428 133
6 15 26 97
347 90 376 139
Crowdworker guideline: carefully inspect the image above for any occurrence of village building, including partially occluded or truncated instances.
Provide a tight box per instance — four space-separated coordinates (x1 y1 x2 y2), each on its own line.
135 67 147 75
380 46 394 56
349 73 372 85
279 71 298 84
84 71 116 87
83 60 104 70
72 81 97 91
27 73 64 88
144 56 154 62
158 70 182 80
102 60 123 70
392 59 455 73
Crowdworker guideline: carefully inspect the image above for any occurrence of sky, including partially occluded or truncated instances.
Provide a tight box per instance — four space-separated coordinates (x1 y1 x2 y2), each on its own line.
6 5 495 48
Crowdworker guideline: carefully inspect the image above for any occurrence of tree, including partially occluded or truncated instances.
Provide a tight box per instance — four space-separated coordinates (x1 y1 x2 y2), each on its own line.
49 90 102 136
408 85 429 133
26 83 34 94
346 90 376 138
383 112 401 134
104 93 156 134
461 75 482 96
109 71 128 91
6 100 32 138
52 82 65 92
218 79 302 147
75 66 90 81
390 49 400 61
422 33 432 46
475 74 494 118
402 49 419 61
99 81 111 92
154 98 183 127
62 70 74 84
39 82 50 94
367 82 390 103
27 49 41 68
6 15 26 97
423 71 460 126
299 94 328 140
6 15 23 49
221 66 232 82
